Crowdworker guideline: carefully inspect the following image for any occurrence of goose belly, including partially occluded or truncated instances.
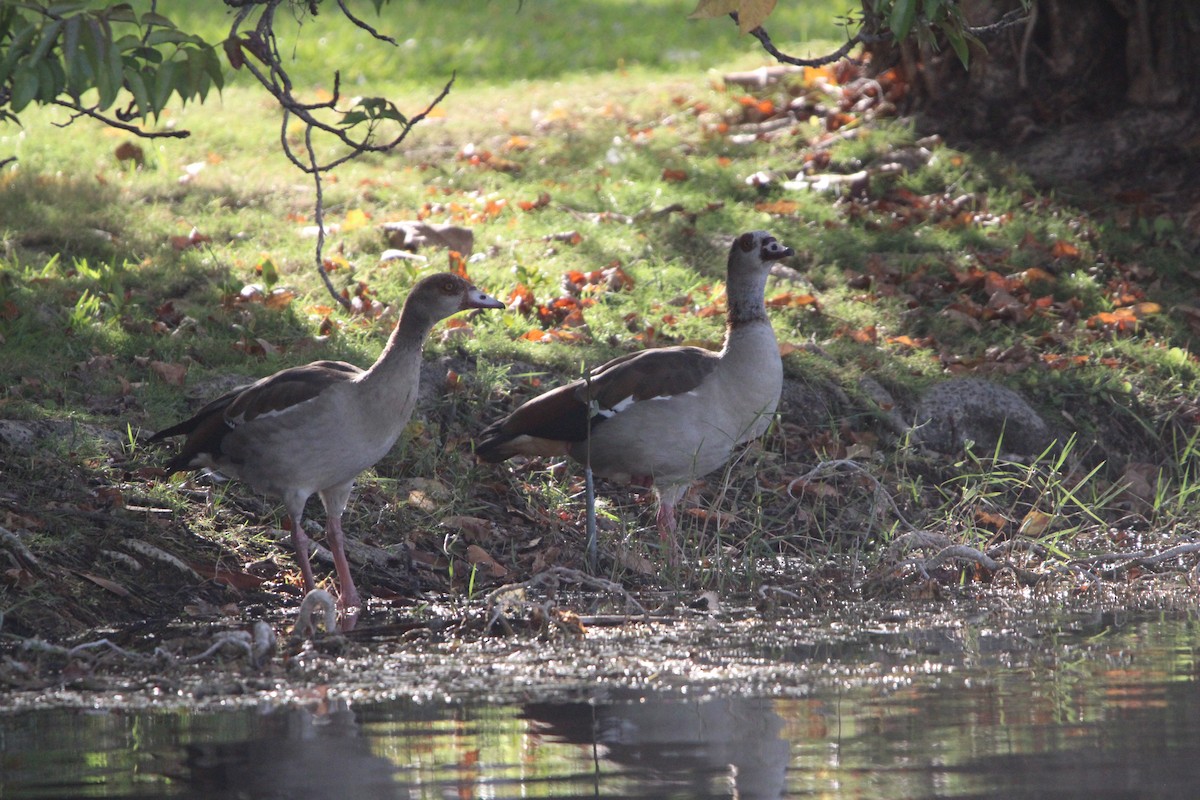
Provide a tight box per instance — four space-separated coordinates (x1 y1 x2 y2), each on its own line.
570 385 777 486
221 391 407 497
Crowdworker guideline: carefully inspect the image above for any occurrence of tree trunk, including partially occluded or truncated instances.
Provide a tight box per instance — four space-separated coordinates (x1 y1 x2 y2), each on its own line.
869 0 1200 185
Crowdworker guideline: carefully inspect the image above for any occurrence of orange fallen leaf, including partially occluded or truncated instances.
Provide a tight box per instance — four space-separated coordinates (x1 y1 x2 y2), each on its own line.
1018 510 1052 537
1051 240 1080 259
170 227 210 250
766 292 818 308
507 284 537 315
518 192 551 212
975 509 1008 531
448 250 469 278
849 325 877 344
504 134 532 151
755 200 799 215
778 341 804 357
149 360 188 386
465 544 508 578
1020 267 1057 284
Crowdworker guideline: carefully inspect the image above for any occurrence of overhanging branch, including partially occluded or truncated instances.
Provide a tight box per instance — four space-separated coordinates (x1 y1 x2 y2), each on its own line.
225 0 454 310
735 7 1031 69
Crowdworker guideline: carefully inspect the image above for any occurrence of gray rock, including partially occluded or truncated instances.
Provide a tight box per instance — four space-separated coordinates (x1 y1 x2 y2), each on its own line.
911 378 1054 457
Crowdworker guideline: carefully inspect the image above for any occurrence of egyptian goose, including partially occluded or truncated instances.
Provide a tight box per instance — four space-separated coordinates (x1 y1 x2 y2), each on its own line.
149 273 504 623
475 231 793 546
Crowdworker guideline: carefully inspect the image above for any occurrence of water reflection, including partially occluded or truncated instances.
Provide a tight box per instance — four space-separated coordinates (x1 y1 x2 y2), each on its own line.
184 700 402 799
2 612 1200 798
525 691 789 798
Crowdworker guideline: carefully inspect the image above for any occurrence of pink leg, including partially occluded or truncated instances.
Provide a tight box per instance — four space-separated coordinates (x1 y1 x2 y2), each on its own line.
656 500 677 542
316 484 361 631
289 516 318 593
655 484 690 565
324 513 361 614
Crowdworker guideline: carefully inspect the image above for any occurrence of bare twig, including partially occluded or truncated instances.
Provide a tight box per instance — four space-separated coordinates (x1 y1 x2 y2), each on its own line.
51 102 190 139
226 0 455 308
335 0 396 45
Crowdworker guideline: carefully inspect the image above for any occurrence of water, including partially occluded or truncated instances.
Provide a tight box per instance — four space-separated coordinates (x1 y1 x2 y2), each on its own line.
3 610 1199 798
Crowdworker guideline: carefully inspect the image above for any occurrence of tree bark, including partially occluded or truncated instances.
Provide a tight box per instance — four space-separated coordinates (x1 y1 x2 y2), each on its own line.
869 0 1200 184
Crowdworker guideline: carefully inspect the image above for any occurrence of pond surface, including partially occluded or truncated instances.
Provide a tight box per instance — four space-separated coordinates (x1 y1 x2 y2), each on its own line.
3 608 1199 798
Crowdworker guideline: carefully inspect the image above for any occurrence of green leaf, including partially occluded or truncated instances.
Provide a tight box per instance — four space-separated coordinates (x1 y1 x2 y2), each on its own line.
0 22 38 83
88 21 123 109
128 45 164 65
200 46 224 91
62 15 81 60
29 19 63 64
257 257 279 289
889 0 917 40
144 28 192 48
139 12 176 28
150 59 176 114
40 56 66 101
10 67 39 112
945 27 970 69
104 4 137 24
123 68 149 115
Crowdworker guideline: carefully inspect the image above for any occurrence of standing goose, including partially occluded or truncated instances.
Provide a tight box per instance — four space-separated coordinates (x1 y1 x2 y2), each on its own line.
149 273 504 623
475 231 793 545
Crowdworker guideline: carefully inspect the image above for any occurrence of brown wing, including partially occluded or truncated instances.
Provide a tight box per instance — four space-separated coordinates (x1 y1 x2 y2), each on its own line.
150 360 362 472
224 360 362 425
581 346 718 409
475 347 718 462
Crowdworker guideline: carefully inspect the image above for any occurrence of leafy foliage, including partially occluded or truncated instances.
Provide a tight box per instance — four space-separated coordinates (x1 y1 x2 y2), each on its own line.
0 2 222 130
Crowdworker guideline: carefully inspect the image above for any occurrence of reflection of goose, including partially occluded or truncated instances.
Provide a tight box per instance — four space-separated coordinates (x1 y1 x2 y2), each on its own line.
525 689 789 799
183 700 402 799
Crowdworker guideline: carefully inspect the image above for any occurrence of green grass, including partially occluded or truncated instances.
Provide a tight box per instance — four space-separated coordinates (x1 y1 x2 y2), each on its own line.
1 1 1200 637
163 0 853 89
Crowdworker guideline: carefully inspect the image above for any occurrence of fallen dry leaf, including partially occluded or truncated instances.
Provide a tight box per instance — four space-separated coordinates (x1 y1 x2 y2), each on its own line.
466 544 508 578
149 360 188 386
1018 510 1052 537
77 571 131 597
442 515 493 541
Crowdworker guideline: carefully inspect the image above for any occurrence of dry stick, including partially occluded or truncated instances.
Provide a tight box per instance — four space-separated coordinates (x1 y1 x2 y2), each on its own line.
302 124 349 310
1071 541 1200 570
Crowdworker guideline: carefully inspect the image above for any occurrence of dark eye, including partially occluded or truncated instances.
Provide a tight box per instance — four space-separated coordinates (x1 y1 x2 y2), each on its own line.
442 279 458 294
